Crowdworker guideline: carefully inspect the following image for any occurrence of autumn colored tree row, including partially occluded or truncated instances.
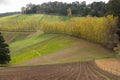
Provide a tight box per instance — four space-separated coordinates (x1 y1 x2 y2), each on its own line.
41 15 118 49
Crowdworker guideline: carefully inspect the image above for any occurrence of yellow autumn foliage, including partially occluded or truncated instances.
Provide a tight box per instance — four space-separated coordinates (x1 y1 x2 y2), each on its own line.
41 15 118 48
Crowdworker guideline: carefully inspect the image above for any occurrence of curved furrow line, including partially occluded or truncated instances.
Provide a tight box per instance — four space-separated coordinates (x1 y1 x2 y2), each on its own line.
83 62 99 80
90 62 112 80
87 61 107 80
91 62 120 80
67 62 82 80
83 62 91 80
89 62 112 80
54 63 78 80
76 62 85 80
44 63 74 80
75 62 82 80
55 63 76 80
76 62 89 80
59 62 80 80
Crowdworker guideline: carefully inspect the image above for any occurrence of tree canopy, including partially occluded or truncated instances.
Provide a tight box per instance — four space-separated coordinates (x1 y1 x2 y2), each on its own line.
106 0 120 41
106 0 120 17
21 1 106 17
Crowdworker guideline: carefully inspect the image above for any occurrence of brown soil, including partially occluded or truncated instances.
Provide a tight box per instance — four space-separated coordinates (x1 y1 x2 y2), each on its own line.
0 61 119 80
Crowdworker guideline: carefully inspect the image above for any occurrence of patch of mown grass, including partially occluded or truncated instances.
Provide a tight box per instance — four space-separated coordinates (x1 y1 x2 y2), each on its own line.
10 35 75 65
10 33 58 54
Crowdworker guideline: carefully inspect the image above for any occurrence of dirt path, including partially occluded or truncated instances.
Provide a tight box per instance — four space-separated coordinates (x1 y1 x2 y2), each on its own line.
18 38 112 66
0 61 119 80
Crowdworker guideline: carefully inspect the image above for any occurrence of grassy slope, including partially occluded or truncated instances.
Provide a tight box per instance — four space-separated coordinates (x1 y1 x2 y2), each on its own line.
10 33 114 66
0 14 115 66
19 37 114 66
10 33 75 65
0 14 73 65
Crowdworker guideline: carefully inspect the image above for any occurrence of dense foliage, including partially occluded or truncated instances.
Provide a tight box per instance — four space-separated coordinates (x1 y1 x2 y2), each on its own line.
0 32 10 64
41 15 118 49
106 0 120 41
106 0 120 17
21 1 106 17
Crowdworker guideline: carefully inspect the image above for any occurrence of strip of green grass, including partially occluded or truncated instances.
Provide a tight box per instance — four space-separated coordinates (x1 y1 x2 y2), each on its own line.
10 35 75 65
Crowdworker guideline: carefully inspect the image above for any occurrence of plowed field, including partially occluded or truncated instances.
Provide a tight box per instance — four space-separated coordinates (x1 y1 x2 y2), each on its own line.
0 61 119 80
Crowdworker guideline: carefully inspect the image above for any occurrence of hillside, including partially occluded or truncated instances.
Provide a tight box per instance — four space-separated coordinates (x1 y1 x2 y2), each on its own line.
0 14 120 80
1 31 113 66
18 35 114 66
0 14 116 66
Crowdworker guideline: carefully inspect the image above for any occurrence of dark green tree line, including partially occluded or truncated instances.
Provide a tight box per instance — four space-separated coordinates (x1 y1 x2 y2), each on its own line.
106 0 120 42
21 1 106 17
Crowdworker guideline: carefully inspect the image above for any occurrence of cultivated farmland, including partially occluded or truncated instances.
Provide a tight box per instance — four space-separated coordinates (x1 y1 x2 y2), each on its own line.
0 61 119 80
